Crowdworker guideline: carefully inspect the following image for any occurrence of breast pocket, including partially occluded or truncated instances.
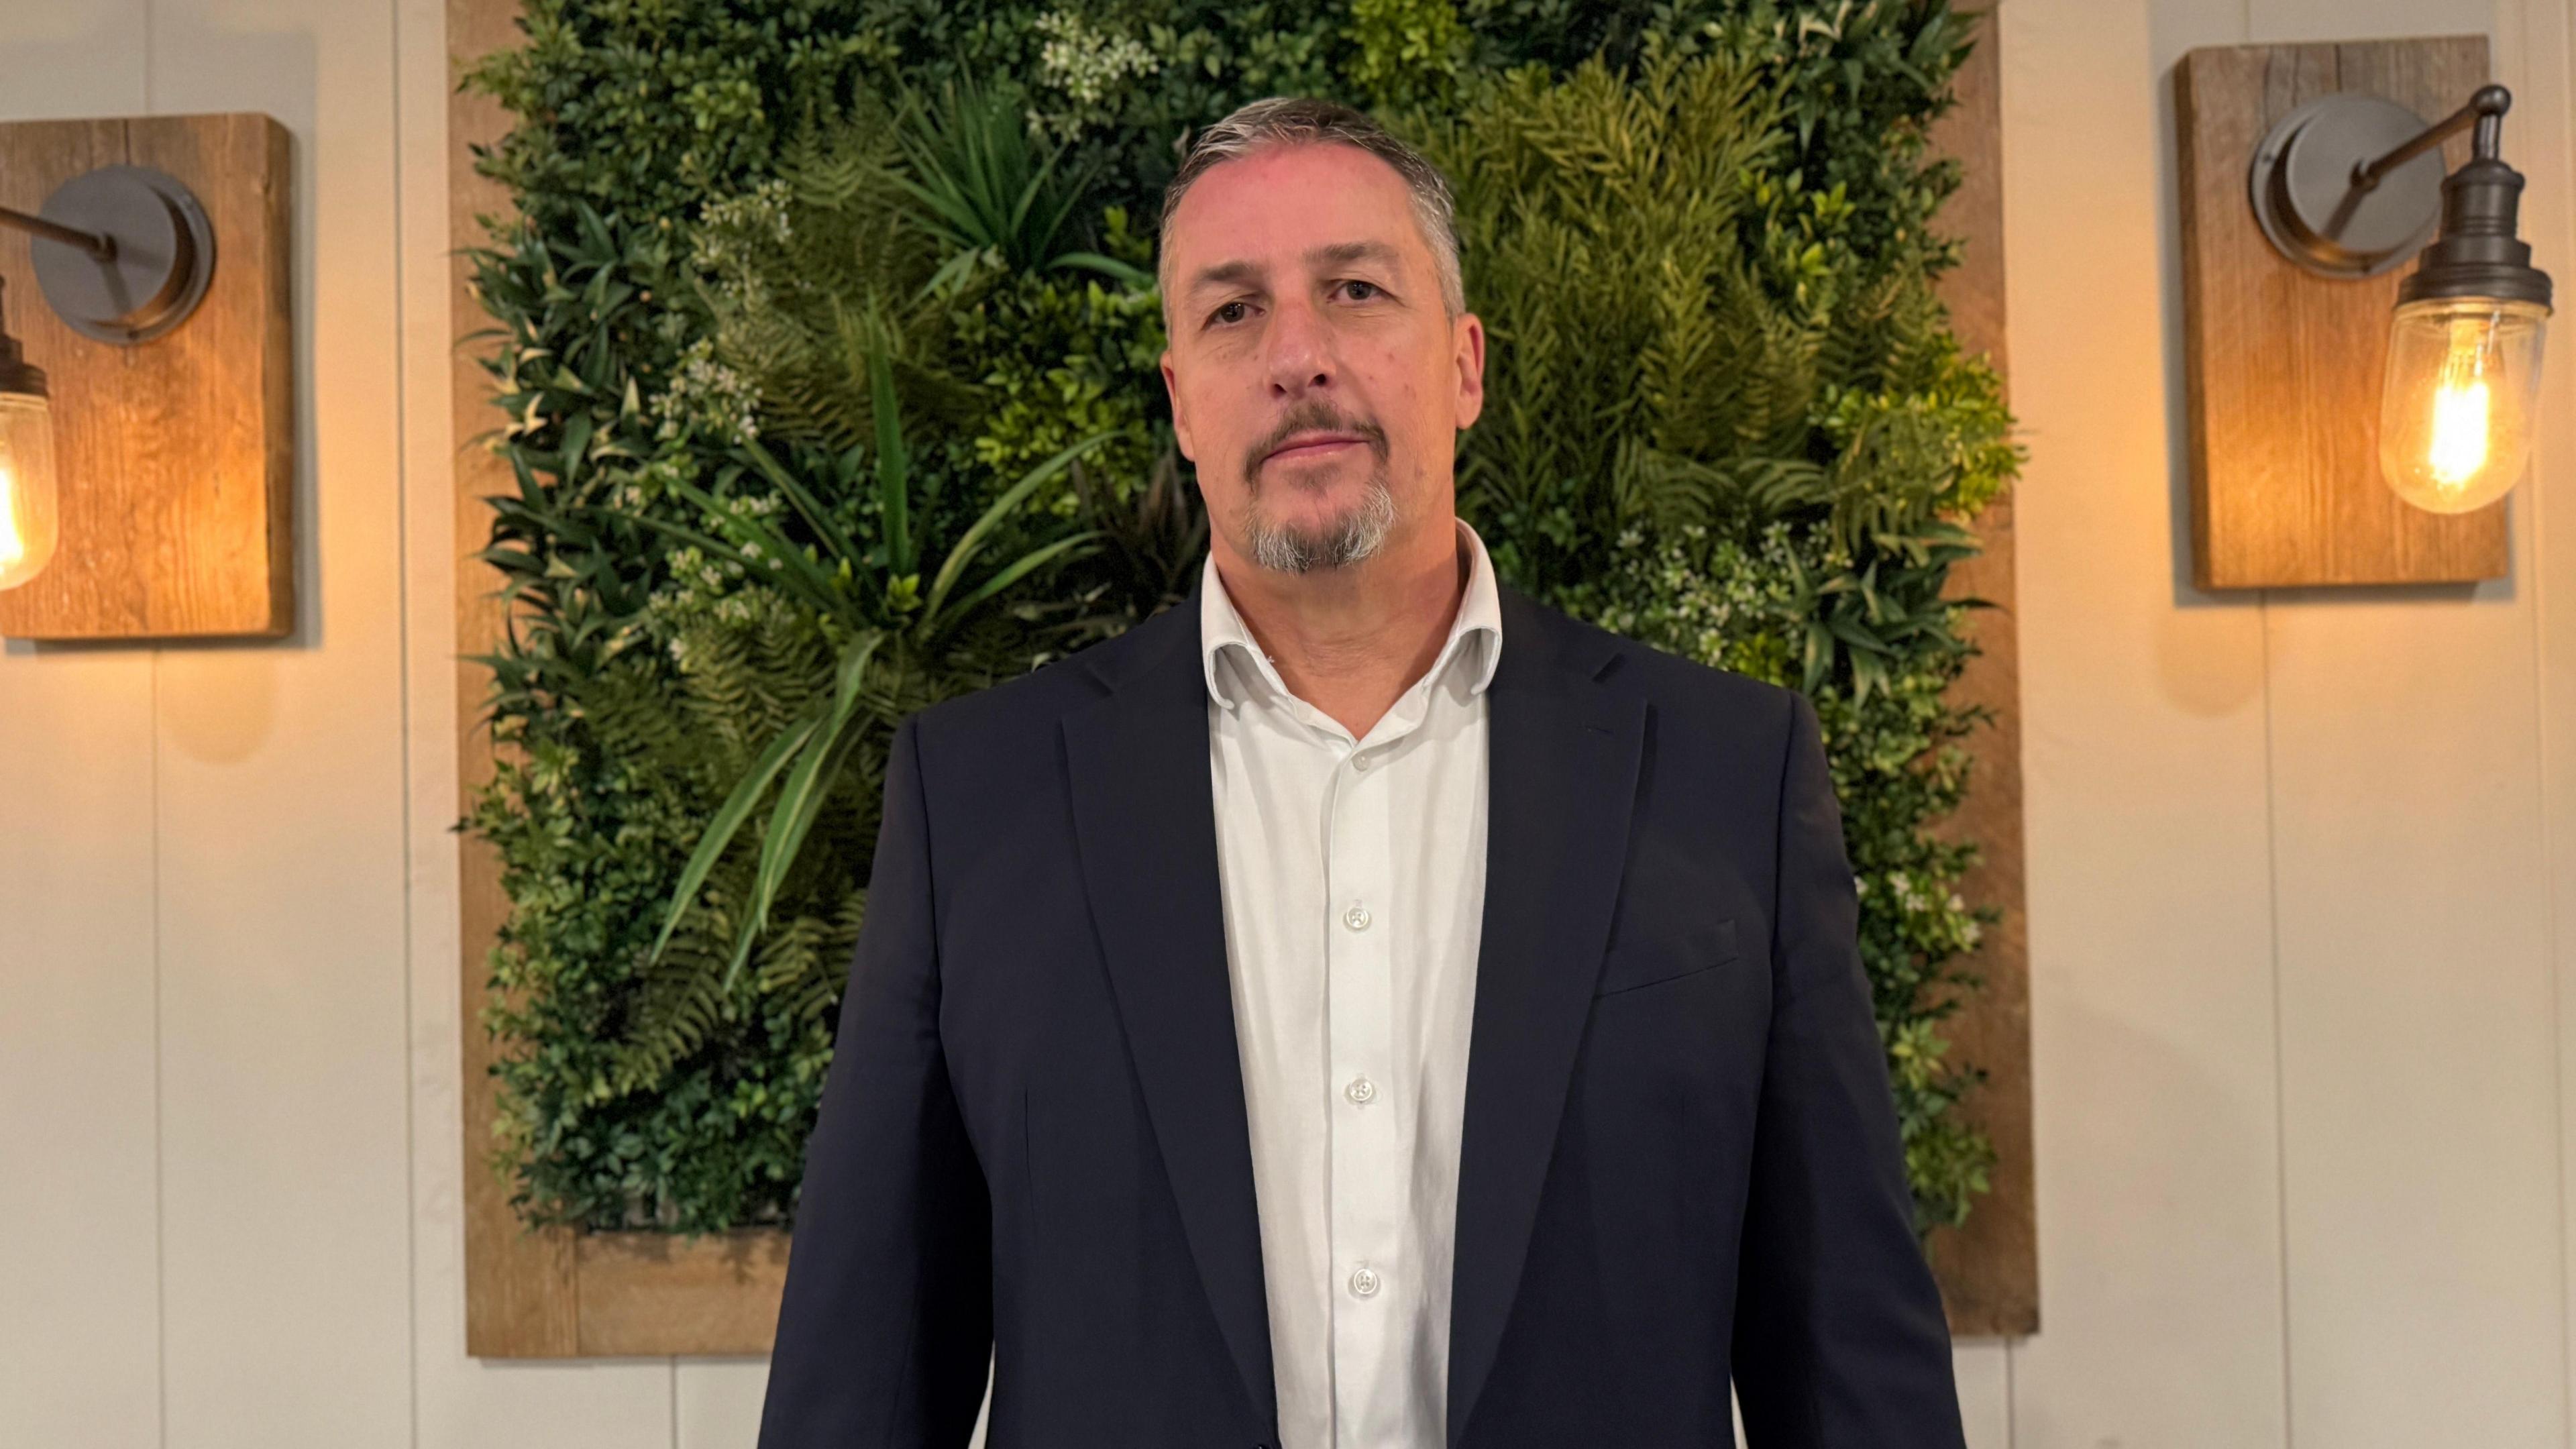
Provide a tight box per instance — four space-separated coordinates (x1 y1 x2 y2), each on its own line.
1591 916 1739 998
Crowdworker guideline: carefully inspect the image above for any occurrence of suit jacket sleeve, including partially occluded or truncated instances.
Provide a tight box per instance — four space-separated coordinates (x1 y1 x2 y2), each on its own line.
757 711 994 1448
1729 690 1968 1446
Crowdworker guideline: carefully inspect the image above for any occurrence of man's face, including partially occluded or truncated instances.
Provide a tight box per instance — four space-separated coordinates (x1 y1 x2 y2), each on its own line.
1159 141 1485 576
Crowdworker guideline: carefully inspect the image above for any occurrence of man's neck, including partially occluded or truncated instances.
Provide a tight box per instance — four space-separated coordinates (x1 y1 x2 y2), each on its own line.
1216 517 1470 742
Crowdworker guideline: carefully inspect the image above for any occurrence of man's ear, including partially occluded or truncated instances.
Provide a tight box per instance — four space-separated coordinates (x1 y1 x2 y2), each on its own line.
1161 349 1195 461
1451 313 1487 432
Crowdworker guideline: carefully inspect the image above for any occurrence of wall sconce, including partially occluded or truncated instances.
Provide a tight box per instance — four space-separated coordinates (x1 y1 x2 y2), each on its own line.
0 113 292 640
2178 38 2524 588
0 166 218 593
2251 83 2550 515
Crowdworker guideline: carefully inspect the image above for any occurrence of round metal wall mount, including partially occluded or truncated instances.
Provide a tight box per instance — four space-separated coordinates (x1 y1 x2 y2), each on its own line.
28 164 216 344
2249 93 2446 278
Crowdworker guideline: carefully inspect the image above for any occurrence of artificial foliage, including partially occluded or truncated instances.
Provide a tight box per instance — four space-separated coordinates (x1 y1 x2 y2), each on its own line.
460 0 2017 1239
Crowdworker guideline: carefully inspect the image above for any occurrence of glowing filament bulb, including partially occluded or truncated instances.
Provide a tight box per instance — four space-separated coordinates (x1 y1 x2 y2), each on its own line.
2425 321 2493 490
2379 297 2548 515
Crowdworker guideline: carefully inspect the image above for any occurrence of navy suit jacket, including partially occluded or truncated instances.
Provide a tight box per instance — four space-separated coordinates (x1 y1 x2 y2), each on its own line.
755 567 1968 1448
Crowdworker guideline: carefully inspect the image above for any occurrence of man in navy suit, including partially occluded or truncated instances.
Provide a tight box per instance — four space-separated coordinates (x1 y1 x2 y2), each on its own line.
755 95 1968 1449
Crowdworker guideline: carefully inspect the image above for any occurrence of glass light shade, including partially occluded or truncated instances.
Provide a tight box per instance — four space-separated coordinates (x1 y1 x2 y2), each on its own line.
2377 296 2549 513
0 391 60 590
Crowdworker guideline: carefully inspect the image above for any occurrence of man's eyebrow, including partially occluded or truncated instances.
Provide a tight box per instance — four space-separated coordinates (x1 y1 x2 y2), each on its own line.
1183 239 1407 300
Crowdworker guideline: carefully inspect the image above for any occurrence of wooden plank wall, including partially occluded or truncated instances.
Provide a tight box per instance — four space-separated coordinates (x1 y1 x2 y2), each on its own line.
10 1 2576 1448
1996 0 2573 1444
0 3 430 1446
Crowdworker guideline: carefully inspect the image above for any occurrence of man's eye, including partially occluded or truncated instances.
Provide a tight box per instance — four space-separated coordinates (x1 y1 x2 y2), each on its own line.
1342 280 1381 301
1211 301 1248 327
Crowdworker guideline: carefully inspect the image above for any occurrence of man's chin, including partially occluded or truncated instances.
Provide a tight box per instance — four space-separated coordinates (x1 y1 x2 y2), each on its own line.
1250 520 1390 573
1239 466 1395 572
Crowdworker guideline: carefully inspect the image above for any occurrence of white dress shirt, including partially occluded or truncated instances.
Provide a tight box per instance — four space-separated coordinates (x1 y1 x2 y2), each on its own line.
1199 515 1505 1449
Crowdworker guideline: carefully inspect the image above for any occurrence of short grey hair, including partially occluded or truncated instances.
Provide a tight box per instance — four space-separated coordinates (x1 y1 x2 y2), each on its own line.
1157 96 1466 331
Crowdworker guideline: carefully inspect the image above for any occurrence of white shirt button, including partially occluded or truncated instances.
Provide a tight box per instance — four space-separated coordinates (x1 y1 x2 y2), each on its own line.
1348 1265 1381 1298
1342 902 1372 932
1353 749 1373 770
1345 1075 1377 1105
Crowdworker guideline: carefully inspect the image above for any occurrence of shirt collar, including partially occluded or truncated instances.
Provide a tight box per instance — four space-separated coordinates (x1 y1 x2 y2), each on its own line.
1199 515 1505 714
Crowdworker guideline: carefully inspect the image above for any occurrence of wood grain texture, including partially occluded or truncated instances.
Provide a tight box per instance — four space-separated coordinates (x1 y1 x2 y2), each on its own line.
576 1230 793 1356
450 0 588 1360
0 112 292 639
1921 3 2039 1341
2176 37 2504 588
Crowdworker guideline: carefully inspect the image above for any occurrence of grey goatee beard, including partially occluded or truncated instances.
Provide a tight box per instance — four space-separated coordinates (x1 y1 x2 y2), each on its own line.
1242 468 1400 574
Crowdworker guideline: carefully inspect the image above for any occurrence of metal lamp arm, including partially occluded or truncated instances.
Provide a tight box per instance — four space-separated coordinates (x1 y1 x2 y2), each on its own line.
2355 83 2511 191
0 205 115 264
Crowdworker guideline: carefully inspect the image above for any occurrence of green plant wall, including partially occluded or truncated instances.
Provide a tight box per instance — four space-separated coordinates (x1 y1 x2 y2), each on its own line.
460 0 2017 1240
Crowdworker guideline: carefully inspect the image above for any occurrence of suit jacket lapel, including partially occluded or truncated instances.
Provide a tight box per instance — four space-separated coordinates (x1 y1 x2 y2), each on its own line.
1061 572 1279 1433
1446 581 1646 1449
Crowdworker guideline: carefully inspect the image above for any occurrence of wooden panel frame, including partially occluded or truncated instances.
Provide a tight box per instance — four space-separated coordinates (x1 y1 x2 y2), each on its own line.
447 0 794 1358
0 113 294 641
2176 37 2504 589
451 0 2036 1354
1922 12 2040 1339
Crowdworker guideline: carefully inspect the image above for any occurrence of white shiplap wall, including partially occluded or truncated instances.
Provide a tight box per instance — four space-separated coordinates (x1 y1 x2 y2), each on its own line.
0 0 2568 1445
2005 1 2575 1447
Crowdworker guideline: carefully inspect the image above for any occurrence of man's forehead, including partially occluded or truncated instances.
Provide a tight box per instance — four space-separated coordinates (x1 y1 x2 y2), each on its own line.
1167 142 1419 270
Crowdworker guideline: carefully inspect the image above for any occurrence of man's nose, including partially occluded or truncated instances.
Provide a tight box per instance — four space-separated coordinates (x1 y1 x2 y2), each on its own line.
1263 297 1336 395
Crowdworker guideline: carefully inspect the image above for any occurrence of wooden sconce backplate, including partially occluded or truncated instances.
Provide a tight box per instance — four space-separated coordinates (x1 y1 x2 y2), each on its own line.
0 113 294 640
2176 38 2506 589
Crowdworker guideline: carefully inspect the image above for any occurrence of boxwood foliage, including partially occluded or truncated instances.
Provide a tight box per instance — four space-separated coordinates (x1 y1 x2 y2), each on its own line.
460 0 2015 1238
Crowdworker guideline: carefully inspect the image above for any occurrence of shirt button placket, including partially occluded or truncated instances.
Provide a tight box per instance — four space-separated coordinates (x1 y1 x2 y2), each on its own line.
1324 724 1399 1439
